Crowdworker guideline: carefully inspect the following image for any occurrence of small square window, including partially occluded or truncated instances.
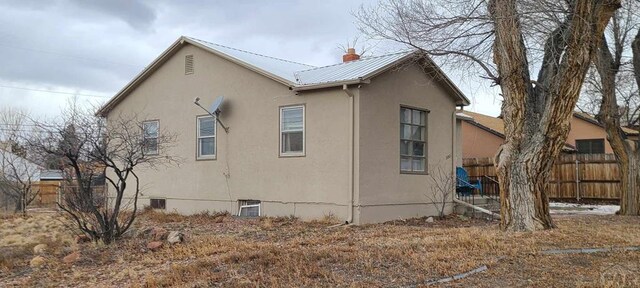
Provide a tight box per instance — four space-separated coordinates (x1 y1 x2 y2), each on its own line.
238 200 261 217
150 198 166 210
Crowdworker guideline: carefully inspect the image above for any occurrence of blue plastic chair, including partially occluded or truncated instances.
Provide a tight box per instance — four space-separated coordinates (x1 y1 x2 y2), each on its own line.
456 167 483 196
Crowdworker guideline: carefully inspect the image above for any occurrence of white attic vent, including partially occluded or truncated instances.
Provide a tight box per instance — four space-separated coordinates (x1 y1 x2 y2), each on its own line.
185 54 194 75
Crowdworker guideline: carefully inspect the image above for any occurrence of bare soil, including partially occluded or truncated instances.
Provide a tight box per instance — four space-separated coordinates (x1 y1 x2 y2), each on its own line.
1 211 639 287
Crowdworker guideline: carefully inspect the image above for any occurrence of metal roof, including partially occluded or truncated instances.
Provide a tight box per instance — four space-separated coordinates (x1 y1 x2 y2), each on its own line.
98 36 469 116
40 170 63 180
187 37 418 87
293 51 415 86
186 37 316 83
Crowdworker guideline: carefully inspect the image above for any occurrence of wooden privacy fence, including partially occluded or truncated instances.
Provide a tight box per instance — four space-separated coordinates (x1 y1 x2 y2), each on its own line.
31 182 62 208
463 154 620 200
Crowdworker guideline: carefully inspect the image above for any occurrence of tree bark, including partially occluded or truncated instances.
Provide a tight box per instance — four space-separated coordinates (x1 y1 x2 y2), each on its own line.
593 23 640 216
490 0 620 231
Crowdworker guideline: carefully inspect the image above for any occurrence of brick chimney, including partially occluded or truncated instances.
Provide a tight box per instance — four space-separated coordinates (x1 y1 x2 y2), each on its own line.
342 48 360 63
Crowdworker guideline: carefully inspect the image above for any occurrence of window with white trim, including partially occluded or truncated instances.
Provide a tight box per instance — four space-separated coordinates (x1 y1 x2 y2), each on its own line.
238 200 261 217
280 105 304 155
142 120 159 155
400 107 427 173
197 115 216 159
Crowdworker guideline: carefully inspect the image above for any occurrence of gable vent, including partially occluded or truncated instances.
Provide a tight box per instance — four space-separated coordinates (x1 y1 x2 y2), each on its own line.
185 54 194 75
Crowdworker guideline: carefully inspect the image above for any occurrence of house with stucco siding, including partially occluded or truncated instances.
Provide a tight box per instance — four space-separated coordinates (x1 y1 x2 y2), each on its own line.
459 110 639 159
97 36 470 224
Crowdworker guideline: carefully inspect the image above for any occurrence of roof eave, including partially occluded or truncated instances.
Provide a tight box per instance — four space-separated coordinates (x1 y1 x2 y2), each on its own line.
416 54 471 106
97 36 298 117
96 37 187 117
292 78 370 92
185 38 296 87
573 112 639 136
293 51 471 107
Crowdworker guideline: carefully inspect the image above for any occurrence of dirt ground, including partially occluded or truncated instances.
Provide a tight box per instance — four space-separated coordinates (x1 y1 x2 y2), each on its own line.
1 211 640 287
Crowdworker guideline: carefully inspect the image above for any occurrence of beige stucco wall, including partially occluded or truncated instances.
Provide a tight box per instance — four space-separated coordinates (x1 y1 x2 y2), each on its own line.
356 64 457 224
107 44 352 220
460 121 504 159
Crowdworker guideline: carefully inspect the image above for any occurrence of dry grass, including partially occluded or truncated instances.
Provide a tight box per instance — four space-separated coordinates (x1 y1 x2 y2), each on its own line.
0 212 76 272
1 212 640 287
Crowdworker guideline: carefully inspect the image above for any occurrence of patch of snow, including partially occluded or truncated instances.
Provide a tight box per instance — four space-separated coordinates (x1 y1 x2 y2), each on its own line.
550 202 619 215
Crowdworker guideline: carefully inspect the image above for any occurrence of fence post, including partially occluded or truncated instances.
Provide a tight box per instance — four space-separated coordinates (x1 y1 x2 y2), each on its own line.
575 159 580 201
57 184 62 211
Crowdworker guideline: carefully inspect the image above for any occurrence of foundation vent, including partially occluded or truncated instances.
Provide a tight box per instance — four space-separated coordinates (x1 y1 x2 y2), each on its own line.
150 198 166 210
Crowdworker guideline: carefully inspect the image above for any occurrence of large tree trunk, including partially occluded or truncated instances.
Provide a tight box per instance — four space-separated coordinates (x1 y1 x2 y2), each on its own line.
490 0 620 231
595 33 640 216
615 29 640 216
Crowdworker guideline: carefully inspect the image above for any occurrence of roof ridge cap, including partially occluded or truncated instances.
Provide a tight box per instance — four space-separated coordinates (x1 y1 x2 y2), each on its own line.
294 49 416 74
184 36 316 68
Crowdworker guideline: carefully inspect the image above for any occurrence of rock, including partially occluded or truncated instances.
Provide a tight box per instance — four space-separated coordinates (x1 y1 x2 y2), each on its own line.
33 244 48 255
147 241 164 251
426 217 434 223
149 227 169 241
63 251 80 264
30 256 46 268
75 235 91 244
167 231 184 244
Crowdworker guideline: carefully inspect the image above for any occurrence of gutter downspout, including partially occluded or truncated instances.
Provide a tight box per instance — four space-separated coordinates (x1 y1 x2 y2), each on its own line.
343 84 355 224
452 108 458 212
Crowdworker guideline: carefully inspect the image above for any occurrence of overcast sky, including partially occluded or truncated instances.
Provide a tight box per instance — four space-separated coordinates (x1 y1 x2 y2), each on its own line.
0 0 501 119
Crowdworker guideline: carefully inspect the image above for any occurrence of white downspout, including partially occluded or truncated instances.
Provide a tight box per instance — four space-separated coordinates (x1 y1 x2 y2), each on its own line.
343 84 355 224
452 108 458 205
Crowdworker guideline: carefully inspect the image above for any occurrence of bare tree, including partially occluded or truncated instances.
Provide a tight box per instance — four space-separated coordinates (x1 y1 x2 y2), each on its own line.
29 106 179 244
356 0 620 231
336 36 375 57
425 164 454 219
580 1 640 216
0 107 40 214
0 148 41 214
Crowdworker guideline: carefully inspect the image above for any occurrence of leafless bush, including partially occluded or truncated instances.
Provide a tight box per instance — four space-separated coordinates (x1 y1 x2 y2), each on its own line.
28 105 179 244
425 164 454 219
0 107 39 214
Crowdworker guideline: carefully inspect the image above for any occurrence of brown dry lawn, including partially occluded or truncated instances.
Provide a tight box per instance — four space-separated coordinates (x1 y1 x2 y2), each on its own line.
1 211 640 287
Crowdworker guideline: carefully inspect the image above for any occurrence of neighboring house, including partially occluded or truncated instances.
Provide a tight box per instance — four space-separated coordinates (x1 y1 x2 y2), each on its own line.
0 148 42 212
459 111 639 159
97 36 470 224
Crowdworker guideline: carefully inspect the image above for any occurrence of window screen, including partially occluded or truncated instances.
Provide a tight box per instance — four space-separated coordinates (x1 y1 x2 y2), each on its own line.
575 139 605 154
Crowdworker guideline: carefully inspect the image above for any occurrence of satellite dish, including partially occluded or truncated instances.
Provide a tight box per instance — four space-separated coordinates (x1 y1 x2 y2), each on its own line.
209 96 224 114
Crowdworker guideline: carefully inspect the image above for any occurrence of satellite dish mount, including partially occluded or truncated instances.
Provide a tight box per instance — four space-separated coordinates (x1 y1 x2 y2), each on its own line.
193 96 229 133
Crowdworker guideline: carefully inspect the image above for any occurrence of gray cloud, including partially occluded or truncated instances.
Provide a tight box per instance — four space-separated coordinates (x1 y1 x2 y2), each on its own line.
0 0 498 117
68 0 157 31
